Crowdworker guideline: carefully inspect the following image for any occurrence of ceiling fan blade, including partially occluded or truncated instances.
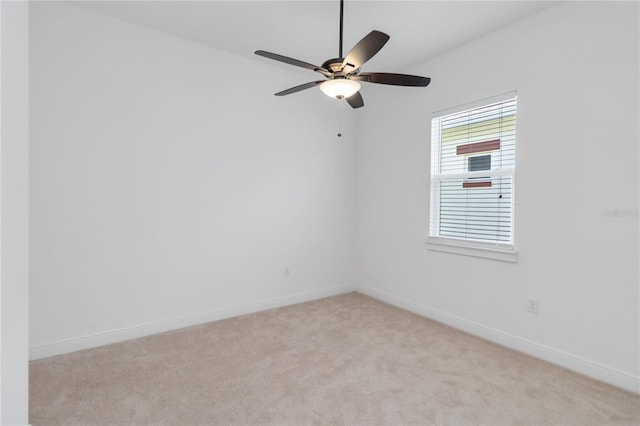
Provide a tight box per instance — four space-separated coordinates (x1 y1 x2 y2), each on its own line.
274 80 325 96
352 72 431 87
255 50 330 76
345 91 364 109
341 30 390 74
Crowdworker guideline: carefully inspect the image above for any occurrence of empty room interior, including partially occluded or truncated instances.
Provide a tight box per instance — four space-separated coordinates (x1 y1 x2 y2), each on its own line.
1 0 639 424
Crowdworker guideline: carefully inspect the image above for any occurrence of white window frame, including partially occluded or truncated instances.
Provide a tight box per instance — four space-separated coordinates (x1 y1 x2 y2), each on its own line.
426 92 518 262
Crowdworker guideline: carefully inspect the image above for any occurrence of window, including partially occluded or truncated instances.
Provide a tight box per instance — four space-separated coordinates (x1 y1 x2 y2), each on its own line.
428 92 517 260
468 154 491 172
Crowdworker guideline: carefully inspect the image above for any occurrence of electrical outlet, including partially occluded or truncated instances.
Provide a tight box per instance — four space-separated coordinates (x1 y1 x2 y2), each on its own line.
283 266 290 277
527 298 539 314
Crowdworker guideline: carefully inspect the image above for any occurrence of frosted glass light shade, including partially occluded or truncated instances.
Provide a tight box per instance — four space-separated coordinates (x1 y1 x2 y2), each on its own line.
320 79 361 99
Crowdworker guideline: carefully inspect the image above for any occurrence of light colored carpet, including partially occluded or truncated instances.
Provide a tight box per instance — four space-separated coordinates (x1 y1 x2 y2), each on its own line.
30 292 639 425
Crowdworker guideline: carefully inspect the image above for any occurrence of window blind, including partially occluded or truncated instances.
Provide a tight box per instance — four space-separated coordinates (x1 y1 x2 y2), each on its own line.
430 93 517 248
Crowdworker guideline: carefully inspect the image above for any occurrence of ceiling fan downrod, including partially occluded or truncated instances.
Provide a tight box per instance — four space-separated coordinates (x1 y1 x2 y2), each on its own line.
339 0 344 59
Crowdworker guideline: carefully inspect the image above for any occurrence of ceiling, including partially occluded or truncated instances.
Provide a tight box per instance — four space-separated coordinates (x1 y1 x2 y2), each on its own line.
70 1 558 75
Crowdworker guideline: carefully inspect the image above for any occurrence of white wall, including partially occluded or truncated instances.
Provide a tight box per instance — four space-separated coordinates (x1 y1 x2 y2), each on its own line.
1 1 30 423
355 1 639 393
30 1 357 358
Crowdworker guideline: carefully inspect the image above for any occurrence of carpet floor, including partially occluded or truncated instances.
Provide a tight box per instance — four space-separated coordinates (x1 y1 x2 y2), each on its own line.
30 292 640 425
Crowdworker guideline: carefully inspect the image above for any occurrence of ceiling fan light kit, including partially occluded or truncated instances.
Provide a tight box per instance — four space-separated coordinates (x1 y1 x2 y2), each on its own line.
320 78 361 99
255 0 430 109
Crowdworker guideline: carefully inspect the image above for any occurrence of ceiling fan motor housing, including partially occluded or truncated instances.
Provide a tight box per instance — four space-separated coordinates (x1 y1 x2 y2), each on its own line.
321 58 360 77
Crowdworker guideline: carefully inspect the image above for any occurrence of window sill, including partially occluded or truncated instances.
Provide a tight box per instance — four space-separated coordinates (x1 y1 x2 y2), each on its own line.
425 239 518 263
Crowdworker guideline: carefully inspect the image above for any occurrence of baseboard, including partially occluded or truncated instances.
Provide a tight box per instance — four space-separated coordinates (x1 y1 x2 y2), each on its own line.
30 284 355 360
356 285 640 395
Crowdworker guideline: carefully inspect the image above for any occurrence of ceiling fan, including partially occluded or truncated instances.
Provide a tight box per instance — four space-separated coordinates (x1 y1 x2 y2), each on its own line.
255 0 431 109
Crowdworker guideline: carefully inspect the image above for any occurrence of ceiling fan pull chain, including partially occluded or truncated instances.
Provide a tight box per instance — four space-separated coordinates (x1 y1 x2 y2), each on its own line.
337 99 343 137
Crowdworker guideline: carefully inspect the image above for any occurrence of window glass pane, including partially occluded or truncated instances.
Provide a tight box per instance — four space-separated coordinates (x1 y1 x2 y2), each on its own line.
438 176 513 244
468 155 491 172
